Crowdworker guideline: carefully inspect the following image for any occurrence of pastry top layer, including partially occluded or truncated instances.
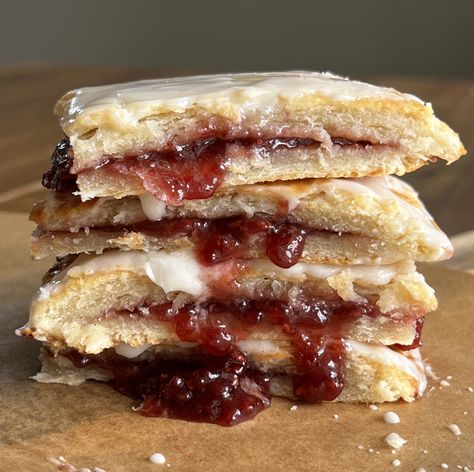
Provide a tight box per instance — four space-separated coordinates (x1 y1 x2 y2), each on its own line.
55 72 420 133
53 71 466 170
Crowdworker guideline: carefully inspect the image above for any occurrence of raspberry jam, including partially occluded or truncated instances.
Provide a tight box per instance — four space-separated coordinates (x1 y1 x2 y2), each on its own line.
56 215 308 269
43 136 371 203
66 348 271 427
152 215 307 268
42 138 78 192
61 297 389 425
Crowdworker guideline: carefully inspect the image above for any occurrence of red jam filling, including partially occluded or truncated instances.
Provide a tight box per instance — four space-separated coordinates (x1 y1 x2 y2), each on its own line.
61 297 392 425
43 136 372 204
66 348 271 427
135 215 307 268
45 215 308 269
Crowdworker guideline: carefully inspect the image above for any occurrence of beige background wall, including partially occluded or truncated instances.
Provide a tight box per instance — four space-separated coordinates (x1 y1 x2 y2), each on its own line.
1 0 473 77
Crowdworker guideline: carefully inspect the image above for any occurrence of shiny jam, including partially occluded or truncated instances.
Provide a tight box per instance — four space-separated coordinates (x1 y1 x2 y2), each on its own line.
129 215 307 268
42 136 371 204
46 215 308 269
62 297 387 425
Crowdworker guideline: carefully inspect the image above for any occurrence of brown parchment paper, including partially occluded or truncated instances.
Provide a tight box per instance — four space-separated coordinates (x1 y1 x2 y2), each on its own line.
0 211 473 472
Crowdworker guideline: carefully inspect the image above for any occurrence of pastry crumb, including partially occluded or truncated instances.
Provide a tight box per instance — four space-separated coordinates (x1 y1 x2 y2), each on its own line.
441 464 449 470
385 432 407 449
149 453 167 465
392 459 401 467
290 405 298 411
383 411 400 424
447 424 462 436
440 380 450 387
369 404 378 411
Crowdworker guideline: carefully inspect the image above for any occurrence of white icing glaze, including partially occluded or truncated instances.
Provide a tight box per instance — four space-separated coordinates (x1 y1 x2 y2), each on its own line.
69 250 411 287
345 340 427 396
38 249 413 302
67 248 205 297
138 193 166 221
59 71 423 131
115 343 151 358
250 259 415 286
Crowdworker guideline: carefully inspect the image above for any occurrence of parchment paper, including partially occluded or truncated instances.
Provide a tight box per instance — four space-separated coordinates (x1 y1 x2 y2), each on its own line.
0 211 473 471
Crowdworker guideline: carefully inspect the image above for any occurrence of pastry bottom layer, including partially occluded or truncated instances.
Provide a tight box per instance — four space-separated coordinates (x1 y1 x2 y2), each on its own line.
35 340 426 426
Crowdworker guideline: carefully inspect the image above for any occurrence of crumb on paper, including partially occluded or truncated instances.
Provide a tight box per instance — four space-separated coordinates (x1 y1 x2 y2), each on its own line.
290 405 298 411
391 450 396 454
447 375 453 380
392 459 401 467
149 453 167 465
333 414 339 419
468 387 473 393
47 456 78 472
369 404 378 411
383 411 400 424
94 469 107 472
384 433 407 449
422 449 428 454
415 468 427 472
424 362 439 380
441 464 449 470
448 424 462 436
357 445 364 450
440 380 450 387
368 448 374 453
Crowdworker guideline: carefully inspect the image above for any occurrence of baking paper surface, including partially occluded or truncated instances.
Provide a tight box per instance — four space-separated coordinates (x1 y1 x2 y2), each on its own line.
0 212 473 471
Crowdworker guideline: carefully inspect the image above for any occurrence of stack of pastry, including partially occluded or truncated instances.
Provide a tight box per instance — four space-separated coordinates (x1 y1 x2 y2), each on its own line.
19 72 466 426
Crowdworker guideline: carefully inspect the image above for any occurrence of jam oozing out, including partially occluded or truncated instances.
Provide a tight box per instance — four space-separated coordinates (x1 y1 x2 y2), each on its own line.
65 348 271 427
42 138 78 192
63 297 396 425
61 215 308 269
42 136 373 203
104 139 230 205
174 215 307 268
